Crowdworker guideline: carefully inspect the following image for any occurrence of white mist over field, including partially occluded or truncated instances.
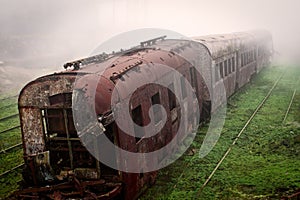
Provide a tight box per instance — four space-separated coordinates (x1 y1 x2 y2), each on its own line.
0 0 299 92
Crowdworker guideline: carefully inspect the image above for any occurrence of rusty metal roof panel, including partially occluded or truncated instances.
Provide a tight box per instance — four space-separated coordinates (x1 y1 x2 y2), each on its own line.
192 32 257 59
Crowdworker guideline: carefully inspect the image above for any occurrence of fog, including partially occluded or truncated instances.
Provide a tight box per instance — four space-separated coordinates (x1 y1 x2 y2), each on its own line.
0 0 300 92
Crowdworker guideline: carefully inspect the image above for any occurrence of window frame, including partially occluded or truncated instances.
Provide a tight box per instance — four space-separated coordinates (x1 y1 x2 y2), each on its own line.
151 92 162 124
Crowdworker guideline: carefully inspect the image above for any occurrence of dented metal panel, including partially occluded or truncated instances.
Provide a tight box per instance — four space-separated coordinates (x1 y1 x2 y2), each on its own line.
19 107 45 155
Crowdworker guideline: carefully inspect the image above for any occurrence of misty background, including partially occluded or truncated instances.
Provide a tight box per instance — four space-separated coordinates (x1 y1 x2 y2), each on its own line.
1 0 299 93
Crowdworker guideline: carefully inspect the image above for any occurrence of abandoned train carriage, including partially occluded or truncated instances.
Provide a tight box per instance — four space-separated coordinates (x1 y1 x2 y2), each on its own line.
16 30 272 199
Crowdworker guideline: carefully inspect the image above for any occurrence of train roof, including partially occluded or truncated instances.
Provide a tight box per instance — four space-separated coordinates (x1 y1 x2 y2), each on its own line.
192 30 272 59
62 38 206 77
58 30 272 78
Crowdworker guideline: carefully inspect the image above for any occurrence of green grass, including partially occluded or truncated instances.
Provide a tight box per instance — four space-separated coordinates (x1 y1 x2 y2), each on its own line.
0 129 21 150
0 105 18 119
141 66 300 200
0 96 22 199
0 168 22 199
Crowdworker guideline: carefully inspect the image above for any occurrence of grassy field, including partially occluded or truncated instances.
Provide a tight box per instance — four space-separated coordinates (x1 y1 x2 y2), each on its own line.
141 66 300 199
0 96 23 199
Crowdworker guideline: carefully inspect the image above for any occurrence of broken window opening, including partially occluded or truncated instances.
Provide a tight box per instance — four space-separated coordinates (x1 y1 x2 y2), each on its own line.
151 92 162 124
131 105 144 143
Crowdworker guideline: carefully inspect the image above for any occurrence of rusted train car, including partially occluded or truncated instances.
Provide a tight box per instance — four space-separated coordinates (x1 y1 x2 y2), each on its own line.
15 30 272 199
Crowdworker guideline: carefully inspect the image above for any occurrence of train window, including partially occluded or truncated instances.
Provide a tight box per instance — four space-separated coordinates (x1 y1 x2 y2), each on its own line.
228 59 232 74
247 52 250 64
168 83 176 110
189 67 199 96
151 92 162 124
241 54 243 66
42 108 77 138
224 60 228 76
241 53 244 66
41 108 83 169
220 62 224 78
131 105 144 143
139 170 144 179
67 109 77 134
232 57 235 72
189 67 196 88
44 109 65 135
215 64 219 81
180 76 187 99
49 93 72 106
247 51 251 64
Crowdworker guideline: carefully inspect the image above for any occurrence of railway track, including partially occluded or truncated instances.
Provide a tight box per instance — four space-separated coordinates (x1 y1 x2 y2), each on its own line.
0 116 21 155
196 72 285 196
166 71 287 198
0 95 23 181
0 113 19 122
0 142 22 154
0 126 23 179
0 163 24 178
159 70 284 197
141 66 300 199
0 125 20 135
282 77 299 125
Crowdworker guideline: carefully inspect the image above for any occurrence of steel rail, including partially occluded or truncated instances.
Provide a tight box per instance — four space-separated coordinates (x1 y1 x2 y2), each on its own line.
196 72 285 197
282 77 299 125
282 90 296 125
0 113 18 122
0 163 24 177
0 125 20 135
0 142 22 154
